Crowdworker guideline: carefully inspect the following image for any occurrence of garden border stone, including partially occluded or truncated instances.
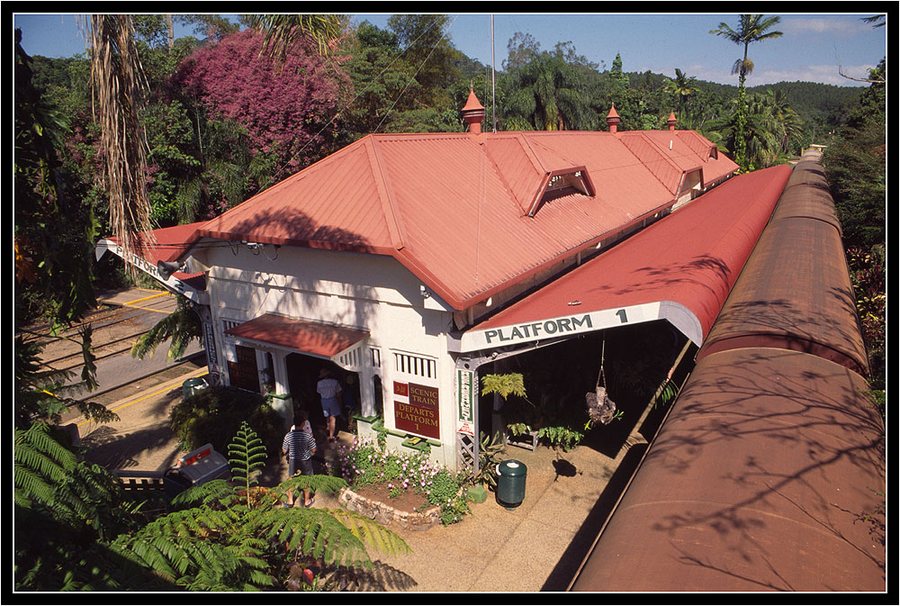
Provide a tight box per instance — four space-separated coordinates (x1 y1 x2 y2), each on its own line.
338 486 441 530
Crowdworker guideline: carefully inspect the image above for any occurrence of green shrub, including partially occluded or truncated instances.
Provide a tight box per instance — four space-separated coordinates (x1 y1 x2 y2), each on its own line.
467 484 488 504
169 386 283 456
428 469 469 525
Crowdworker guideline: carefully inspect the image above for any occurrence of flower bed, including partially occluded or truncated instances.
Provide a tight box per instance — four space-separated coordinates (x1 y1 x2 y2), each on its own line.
336 438 469 525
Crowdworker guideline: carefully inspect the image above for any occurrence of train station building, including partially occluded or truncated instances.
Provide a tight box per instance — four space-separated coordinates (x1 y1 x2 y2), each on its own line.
97 92 779 471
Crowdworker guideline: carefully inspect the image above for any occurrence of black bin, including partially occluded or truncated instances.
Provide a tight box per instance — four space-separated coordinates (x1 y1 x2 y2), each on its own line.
496 459 527 508
182 377 208 400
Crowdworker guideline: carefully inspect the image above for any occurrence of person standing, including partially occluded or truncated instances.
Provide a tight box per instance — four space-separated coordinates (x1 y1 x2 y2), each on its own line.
316 368 342 443
281 411 317 507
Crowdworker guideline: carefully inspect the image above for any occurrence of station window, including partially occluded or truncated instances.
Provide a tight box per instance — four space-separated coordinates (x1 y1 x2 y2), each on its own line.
392 351 437 380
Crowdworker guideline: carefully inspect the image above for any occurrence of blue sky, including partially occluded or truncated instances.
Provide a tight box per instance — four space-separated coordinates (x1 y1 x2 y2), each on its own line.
13 11 886 87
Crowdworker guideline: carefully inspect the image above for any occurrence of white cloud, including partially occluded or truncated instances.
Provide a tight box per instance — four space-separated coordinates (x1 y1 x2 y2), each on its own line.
781 17 872 37
675 63 874 87
751 64 875 86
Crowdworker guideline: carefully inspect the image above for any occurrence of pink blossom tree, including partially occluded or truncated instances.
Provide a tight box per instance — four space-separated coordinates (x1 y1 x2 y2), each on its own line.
175 29 350 184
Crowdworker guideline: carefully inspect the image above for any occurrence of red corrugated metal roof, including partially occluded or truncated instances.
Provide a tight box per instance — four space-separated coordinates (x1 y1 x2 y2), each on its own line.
571 348 885 592
174 128 737 310
123 221 208 265
458 165 792 350
224 313 368 359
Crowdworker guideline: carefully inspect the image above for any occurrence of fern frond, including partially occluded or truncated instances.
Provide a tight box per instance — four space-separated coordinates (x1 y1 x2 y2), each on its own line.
480 373 528 399
227 422 268 505
14 467 53 508
249 507 371 568
15 423 77 474
170 478 235 509
329 508 412 557
121 537 181 580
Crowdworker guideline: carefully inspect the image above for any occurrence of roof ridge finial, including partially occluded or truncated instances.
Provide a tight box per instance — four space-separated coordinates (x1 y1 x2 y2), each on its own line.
461 87 486 134
606 103 622 133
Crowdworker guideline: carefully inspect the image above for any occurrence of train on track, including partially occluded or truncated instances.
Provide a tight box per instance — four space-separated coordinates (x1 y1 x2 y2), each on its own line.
569 155 885 592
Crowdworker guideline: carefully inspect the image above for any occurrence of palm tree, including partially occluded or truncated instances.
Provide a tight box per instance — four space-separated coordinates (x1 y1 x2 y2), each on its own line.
710 14 783 88
242 14 347 62
504 50 593 131
130 295 202 361
88 15 154 274
710 14 783 170
665 68 699 116
764 89 803 155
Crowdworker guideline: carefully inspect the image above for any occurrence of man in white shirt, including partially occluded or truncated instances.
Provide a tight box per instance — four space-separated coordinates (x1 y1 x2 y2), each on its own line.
316 368 342 443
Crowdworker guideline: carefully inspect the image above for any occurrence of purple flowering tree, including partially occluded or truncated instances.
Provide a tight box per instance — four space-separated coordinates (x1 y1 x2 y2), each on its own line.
175 29 351 184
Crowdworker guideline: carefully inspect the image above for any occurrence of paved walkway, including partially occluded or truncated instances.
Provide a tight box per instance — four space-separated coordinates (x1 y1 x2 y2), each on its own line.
312 436 647 592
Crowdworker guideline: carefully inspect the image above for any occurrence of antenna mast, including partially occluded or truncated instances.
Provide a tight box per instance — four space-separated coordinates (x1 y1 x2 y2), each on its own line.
491 14 497 132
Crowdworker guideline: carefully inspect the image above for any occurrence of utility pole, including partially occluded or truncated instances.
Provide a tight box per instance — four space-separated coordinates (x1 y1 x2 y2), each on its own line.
491 15 497 132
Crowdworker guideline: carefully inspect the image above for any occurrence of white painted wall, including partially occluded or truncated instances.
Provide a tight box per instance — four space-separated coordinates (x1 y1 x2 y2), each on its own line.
194 242 462 468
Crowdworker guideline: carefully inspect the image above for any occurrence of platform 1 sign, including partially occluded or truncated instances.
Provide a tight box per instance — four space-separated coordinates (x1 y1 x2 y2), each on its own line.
456 369 475 436
394 382 440 439
451 303 672 353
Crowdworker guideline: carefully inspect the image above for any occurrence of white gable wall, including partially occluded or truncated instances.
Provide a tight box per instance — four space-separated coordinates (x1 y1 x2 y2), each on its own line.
197 243 461 469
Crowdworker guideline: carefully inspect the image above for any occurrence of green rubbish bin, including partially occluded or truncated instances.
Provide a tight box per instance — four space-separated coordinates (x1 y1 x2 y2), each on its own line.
182 377 207 400
496 460 527 508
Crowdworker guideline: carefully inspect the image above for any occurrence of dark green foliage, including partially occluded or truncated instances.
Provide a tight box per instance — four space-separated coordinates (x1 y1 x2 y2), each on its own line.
15 333 117 430
822 59 885 389
14 422 153 590
823 60 885 249
168 386 283 456
472 431 506 490
15 29 97 329
427 469 469 525
111 425 409 590
131 294 202 360
846 246 886 389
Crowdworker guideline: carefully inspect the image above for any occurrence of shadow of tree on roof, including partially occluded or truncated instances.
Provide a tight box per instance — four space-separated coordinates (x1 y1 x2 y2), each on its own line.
218 206 375 251
585 253 735 304
624 349 885 590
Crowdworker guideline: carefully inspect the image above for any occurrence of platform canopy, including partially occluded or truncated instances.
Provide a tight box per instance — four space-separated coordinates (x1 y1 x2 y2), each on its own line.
225 313 368 368
449 165 793 354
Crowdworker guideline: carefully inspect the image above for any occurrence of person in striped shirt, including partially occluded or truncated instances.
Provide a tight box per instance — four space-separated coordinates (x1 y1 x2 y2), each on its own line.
281 410 317 507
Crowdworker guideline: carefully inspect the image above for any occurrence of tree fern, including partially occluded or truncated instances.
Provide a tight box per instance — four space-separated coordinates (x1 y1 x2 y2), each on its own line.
107 422 414 589
227 421 267 507
14 423 154 590
169 477 235 508
274 473 348 500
